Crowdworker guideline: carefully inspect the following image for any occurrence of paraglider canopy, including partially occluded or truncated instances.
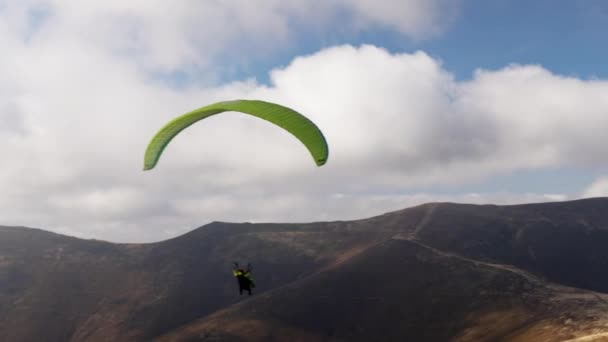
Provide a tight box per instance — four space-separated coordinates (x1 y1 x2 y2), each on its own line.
143 99 329 170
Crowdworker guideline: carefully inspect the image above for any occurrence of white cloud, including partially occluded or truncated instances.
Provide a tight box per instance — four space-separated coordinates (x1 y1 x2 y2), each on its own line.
580 177 608 198
1 0 456 74
542 193 569 202
0 2 606 243
340 0 460 39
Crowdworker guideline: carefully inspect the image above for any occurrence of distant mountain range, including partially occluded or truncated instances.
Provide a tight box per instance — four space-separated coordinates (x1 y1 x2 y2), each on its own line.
2 198 608 341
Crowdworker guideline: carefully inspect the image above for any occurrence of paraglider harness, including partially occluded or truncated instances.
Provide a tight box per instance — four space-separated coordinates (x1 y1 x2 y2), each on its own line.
233 262 255 295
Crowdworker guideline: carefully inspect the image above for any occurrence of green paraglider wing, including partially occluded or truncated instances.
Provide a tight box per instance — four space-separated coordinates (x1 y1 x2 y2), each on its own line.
143 100 328 170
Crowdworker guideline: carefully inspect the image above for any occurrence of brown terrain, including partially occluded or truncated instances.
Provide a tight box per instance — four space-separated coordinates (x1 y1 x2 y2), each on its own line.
2 198 608 341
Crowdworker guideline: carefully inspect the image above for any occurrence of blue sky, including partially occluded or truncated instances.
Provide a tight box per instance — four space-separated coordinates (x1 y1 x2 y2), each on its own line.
224 0 608 85
218 0 608 196
2 1 608 242
427 0 608 80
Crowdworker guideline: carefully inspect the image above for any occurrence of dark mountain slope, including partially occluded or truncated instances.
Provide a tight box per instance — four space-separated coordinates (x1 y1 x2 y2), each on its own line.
2 198 608 341
158 237 608 342
0 213 419 341
405 198 608 292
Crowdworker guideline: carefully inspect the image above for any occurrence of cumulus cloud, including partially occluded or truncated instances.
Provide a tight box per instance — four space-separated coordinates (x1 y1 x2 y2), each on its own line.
0 2 605 243
580 177 608 198
0 0 457 74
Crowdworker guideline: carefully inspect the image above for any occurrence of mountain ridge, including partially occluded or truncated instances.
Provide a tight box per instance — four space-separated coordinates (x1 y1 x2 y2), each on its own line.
2 198 608 341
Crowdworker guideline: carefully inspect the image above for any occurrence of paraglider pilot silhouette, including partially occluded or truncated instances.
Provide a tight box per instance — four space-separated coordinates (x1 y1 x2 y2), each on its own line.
232 262 255 295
